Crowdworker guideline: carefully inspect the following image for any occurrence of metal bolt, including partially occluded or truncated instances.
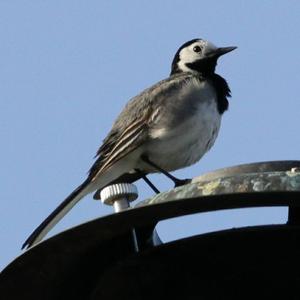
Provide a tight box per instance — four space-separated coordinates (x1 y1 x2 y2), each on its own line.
100 183 139 252
100 183 138 212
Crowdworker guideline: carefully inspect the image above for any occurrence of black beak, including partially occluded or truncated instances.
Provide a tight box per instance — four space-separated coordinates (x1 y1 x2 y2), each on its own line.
214 46 237 57
208 46 237 58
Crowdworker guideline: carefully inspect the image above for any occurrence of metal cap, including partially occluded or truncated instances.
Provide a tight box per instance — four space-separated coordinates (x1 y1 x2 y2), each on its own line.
100 183 138 205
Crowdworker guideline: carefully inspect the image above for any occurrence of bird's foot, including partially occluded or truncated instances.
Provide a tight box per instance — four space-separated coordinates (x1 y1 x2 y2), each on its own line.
173 178 192 187
140 155 191 188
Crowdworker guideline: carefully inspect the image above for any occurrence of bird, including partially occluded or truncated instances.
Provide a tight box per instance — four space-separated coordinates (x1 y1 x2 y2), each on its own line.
22 38 236 249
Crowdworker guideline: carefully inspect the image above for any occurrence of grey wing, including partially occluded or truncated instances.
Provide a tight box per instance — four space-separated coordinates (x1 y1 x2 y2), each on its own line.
88 116 149 179
88 73 193 197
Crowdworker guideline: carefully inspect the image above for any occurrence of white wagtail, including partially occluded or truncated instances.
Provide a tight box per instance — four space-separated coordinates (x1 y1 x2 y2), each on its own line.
23 38 236 249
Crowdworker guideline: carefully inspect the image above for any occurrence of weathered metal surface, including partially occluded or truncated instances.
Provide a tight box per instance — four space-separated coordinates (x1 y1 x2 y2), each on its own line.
136 169 300 207
193 160 300 181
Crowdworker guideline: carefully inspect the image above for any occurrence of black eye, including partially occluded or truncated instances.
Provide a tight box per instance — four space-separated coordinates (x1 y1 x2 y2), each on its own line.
193 45 202 53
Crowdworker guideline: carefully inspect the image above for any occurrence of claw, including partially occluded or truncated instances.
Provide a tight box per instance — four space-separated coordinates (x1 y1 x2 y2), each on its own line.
174 178 191 187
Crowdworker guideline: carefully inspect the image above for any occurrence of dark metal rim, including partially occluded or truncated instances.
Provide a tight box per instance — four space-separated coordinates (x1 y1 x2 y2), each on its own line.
23 191 300 249
2 191 300 274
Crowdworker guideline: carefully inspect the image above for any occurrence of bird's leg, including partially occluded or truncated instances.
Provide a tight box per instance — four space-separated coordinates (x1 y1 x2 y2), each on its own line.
135 169 160 194
141 155 191 187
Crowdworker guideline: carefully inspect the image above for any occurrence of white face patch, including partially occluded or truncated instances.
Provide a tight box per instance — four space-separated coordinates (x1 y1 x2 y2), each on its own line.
178 40 218 72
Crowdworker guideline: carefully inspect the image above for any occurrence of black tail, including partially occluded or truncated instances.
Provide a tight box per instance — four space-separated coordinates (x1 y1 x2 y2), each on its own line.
22 178 91 249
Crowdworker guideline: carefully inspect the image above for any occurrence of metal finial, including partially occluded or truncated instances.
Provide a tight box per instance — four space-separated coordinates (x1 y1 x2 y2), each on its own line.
100 183 138 212
100 183 139 251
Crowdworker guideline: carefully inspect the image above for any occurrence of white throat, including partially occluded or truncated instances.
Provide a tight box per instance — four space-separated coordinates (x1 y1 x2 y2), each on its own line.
177 40 218 73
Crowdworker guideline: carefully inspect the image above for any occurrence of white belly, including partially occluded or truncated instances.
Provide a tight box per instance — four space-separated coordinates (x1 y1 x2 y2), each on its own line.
144 98 221 172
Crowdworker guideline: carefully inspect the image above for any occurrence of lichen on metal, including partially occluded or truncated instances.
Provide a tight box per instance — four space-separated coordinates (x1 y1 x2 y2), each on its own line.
136 170 300 207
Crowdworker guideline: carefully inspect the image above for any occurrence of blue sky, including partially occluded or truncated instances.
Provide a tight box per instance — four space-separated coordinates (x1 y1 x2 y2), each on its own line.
1 1 299 270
